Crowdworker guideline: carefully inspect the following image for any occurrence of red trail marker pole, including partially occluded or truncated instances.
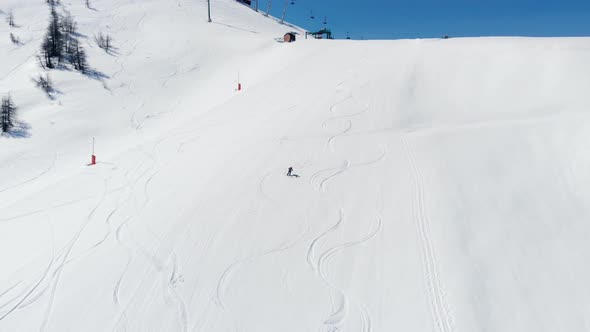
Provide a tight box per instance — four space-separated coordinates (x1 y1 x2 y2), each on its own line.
90 137 96 165
237 71 242 91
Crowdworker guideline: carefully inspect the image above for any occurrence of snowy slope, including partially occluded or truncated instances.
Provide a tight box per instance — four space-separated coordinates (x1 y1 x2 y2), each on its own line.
2 0 590 331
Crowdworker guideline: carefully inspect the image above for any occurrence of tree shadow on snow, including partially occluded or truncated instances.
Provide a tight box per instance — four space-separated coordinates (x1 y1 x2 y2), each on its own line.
84 68 110 81
46 89 63 100
71 31 89 39
54 62 73 72
53 63 110 81
100 46 121 57
2 122 31 139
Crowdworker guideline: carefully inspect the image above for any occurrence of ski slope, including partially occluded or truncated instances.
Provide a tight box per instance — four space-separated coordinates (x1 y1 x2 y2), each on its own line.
2 0 590 331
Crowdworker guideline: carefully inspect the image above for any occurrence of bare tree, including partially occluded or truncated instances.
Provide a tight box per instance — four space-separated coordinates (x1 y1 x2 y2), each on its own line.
7 11 15 27
40 6 64 69
61 12 77 34
36 54 46 70
95 32 112 52
47 0 59 10
62 13 78 56
40 37 54 68
71 38 88 72
48 6 63 63
39 5 90 72
32 73 54 96
1 95 16 133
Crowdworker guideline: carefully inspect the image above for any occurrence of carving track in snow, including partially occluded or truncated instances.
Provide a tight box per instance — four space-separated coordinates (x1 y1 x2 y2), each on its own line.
359 304 373 332
309 161 351 193
0 153 57 194
306 209 382 331
306 209 344 272
40 180 110 331
215 224 309 309
316 215 382 284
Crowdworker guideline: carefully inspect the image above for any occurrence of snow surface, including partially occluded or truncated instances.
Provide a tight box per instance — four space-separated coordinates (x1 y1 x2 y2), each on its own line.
2 0 590 331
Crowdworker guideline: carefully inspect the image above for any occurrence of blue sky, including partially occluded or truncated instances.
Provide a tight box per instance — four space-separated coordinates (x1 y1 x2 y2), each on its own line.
251 0 590 39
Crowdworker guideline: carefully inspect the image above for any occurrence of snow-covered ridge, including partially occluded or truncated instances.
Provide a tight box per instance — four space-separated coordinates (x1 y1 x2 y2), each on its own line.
1 0 590 331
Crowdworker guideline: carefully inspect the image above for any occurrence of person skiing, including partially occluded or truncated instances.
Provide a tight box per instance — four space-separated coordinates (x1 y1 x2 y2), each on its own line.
287 167 293 176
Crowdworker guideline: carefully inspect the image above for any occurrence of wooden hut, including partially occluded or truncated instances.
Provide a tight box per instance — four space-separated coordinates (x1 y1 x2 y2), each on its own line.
284 32 296 43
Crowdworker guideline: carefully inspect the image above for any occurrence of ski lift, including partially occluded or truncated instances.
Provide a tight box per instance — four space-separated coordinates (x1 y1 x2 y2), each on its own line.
310 10 315 19
290 0 295 4
323 16 327 25
346 32 350 40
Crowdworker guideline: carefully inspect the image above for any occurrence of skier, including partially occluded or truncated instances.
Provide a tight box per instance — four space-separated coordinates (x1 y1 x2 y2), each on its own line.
287 167 293 176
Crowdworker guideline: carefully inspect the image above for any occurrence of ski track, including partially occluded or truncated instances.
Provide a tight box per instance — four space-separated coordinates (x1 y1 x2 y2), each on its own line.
324 292 347 329
1 100 214 329
113 242 167 332
310 167 339 186
326 120 352 152
130 101 146 130
39 179 110 331
107 182 133 309
309 162 350 193
0 153 57 194
64 195 124 266
183 222 220 310
321 103 369 130
142 169 159 209
312 215 382 332
0 181 133 222
317 215 382 284
319 161 350 192
111 131 205 327
309 145 385 195
0 222 54 319
111 134 198 327
321 94 360 154
112 217 132 324
176 135 200 153
166 252 188 332
161 68 178 88
215 225 309 309
359 304 372 332
402 136 455 332
0 218 55 323
328 95 353 115
0 54 34 81
0 252 54 322
136 109 174 131
350 146 387 169
306 209 344 271
0 282 22 301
